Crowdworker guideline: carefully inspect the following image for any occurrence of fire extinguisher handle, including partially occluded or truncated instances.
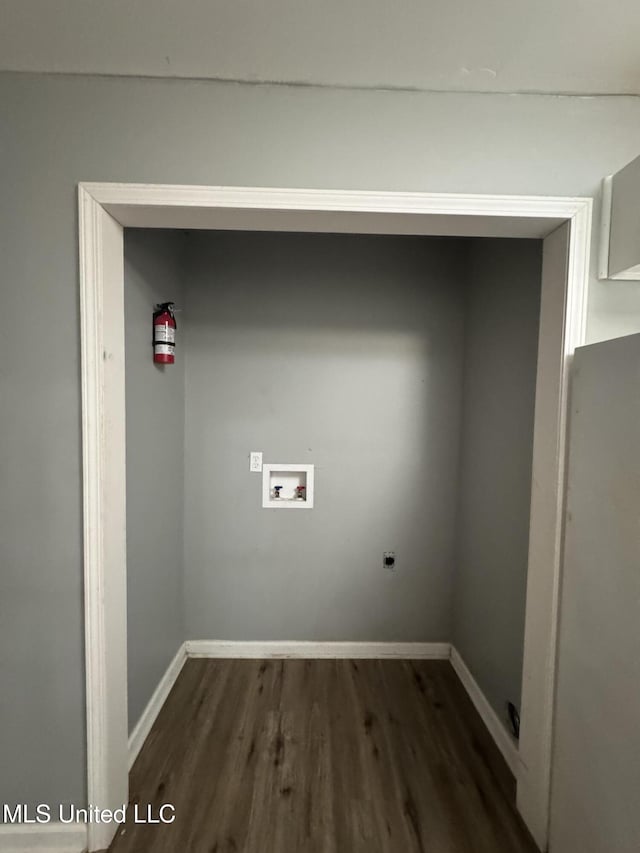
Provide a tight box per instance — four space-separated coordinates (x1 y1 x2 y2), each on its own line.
153 302 177 328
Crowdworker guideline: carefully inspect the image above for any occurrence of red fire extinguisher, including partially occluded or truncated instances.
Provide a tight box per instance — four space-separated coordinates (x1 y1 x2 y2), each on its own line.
153 302 177 364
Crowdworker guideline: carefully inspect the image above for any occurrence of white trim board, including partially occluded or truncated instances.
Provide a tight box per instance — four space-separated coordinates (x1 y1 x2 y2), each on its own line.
79 181 591 852
0 823 86 853
80 188 128 853
87 183 578 238
127 643 187 770
450 648 521 779
186 641 451 659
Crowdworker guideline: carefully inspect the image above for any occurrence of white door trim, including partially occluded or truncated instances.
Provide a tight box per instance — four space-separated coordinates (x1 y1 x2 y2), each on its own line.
79 182 591 852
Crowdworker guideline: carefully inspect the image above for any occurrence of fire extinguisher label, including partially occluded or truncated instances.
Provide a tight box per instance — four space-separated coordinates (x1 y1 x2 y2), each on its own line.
154 326 175 343
154 344 174 356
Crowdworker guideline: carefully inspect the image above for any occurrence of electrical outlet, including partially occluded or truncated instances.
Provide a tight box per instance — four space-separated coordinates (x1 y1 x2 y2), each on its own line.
383 551 396 571
249 451 263 473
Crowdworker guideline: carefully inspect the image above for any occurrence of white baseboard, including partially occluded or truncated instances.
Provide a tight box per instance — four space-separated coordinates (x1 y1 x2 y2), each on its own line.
185 640 451 660
128 642 188 769
0 823 86 852
450 647 521 778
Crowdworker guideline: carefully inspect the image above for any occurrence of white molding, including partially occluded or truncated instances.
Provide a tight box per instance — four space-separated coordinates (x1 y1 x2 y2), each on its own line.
79 186 128 853
450 648 521 779
186 640 451 659
78 181 592 852
82 181 589 220
517 207 591 852
0 823 86 853
79 186 106 829
128 643 188 770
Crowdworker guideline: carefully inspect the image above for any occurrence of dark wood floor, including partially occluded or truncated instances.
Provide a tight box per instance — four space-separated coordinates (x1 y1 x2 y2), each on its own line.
109 659 537 853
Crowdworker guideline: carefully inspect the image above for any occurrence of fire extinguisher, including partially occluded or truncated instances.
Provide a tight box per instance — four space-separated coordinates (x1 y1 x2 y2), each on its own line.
153 302 177 364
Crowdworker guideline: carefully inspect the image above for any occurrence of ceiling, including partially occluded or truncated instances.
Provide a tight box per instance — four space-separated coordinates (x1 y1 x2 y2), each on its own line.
1 0 640 96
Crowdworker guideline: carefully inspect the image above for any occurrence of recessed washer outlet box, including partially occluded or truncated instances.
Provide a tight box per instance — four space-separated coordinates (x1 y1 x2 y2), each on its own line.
262 463 315 509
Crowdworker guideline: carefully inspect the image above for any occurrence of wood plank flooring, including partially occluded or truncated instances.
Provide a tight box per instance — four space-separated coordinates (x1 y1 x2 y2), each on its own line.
109 659 537 853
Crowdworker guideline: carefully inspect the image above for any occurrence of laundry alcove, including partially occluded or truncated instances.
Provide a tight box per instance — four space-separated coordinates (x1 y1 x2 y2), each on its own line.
124 226 541 761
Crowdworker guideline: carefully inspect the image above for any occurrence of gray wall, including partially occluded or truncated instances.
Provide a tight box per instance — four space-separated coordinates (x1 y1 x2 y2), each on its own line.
452 239 542 727
1 70 640 811
183 232 465 641
551 334 640 853
124 230 186 732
